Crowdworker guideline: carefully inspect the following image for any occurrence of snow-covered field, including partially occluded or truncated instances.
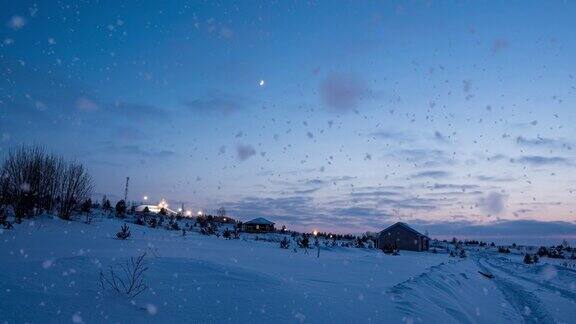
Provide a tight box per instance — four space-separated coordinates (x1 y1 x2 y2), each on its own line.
1 216 575 323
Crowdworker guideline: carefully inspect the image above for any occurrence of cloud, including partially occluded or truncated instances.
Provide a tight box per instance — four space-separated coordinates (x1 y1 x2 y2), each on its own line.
394 149 456 167
370 130 412 142
350 190 401 198
491 38 509 54
320 73 367 112
478 192 506 215
76 97 99 112
183 92 246 115
476 175 515 182
426 183 480 191
515 136 572 150
412 170 451 179
515 156 570 166
236 144 256 161
415 219 576 245
106 101 167 120
99 143 175 158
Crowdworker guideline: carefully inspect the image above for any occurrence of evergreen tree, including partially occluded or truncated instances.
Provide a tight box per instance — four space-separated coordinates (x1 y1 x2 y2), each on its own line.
81 198 92 213
298 234 310 248
115 200 127 217
102 197 112 211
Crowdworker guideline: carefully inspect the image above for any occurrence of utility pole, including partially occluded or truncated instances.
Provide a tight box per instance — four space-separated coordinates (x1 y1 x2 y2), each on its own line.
124 177 130 202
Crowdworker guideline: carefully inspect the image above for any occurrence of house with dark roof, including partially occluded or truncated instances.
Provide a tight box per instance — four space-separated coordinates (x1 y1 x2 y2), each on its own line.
376 222 430 252
243 217 275 233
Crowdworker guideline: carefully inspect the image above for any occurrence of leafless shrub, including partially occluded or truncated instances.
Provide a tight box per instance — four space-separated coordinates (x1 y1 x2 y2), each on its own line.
57 162 93 220
99 253 148 299
0 145 93 219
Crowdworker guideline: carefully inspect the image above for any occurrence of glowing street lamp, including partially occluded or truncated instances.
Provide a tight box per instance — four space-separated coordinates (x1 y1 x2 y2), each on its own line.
313 230 318 236
198 210 203 216
185 210 192 217
143 195 148 201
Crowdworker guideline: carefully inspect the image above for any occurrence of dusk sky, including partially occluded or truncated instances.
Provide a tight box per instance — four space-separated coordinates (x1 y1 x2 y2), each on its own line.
1 0 576 240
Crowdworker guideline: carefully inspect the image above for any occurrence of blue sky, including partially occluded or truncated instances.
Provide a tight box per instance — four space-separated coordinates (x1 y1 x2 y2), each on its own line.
1 1 576 241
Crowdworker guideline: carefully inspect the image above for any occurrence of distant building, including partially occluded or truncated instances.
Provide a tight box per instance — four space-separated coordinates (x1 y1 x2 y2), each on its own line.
376 222 430 252
135 204 178 216
243 218 275 233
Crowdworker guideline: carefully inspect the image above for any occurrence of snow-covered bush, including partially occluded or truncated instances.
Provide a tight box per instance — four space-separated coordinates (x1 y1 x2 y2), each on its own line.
135 217 145 226
0 207 13 229
116 224 131 240
99 253 148 299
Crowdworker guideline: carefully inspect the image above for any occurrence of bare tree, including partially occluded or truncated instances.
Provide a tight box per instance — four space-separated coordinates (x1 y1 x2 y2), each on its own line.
99 253 149 299
57 162 93 220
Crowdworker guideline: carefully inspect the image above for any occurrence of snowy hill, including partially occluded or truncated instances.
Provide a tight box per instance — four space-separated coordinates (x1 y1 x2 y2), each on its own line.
1 215 575 323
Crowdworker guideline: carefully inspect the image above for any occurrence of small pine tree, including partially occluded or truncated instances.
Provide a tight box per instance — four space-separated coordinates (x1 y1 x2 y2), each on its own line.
116 224 131 240
523 254 533 264
159 207 167 216
102 196 112 211
280 237 290 249
298 234 310 248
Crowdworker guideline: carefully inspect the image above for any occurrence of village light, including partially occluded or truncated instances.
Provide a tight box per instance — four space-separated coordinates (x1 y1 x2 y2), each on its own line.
177 208 182 212
143 195 148 201
185 210 192 217
313 230 318 236
198 210 203 216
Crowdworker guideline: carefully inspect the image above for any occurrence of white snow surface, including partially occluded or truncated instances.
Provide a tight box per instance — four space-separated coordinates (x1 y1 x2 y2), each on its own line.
1 215 575 323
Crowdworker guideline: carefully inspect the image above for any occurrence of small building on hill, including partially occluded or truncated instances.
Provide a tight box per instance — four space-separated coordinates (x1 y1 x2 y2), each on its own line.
243 218 275 233
376 222 429 252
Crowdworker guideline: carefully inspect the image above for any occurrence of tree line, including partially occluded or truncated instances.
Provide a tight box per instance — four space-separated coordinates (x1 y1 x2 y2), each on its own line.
0 145 93 220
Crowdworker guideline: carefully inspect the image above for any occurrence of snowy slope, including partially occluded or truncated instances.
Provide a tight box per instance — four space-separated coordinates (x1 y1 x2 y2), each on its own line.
1 216 575 323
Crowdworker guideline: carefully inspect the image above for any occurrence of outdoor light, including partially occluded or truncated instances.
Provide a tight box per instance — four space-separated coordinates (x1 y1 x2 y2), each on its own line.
313 230 318 236
198 211 203 216
143 195 148 201
185 210 192 217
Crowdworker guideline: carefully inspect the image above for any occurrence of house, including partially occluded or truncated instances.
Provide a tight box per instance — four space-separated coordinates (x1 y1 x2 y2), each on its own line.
376 222 429 252
243 217 275 233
